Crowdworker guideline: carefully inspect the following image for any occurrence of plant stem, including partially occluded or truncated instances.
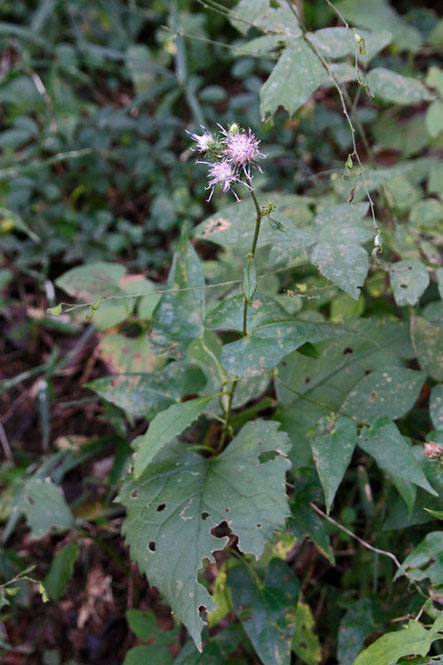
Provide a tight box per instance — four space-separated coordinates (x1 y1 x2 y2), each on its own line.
243 189 263 335
219 188 264 451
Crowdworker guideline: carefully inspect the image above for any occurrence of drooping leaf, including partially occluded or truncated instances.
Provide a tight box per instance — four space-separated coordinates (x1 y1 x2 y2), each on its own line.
337 598 377 665
366 68 433 105
359 417 437 510
133 395 215 478
309 415 357 513
118 420 291 649
150 230 205 356
221 320 344 377
260 39 324 119
411 316 443 381
430 384 443 431
353 616 442 665
292 601 322 665
88 362 205 419
310 203 374 300
389 260 430 306
228 559 299 665
174 625 245 665
42 543 79 602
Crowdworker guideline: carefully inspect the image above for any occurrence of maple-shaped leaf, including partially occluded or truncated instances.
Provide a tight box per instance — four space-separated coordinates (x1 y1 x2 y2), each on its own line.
118 420 291 650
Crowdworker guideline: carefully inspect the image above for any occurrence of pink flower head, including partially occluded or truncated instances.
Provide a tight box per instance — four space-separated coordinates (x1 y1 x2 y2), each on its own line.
220 125 266 178
206 160 240 201
186 126 215 152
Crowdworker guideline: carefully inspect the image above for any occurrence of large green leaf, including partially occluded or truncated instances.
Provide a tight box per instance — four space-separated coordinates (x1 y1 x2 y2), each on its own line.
221 320 344 377
88 362 205 419
306 27 391 64
335 0 422 51
150 230 205 356
134 395 215 478
260 39 324 119
389 260 430 306
228 559 299 665
337 598 377 665
194 195 315 255
204 294 288 333
353 615 443 665
42 543 79 602
118 420 291 649
341 366 426 421
411 316 443 381
366 68 433 105
359 417 437 510
310 203 374 300
309 415 357 513
276 318 415 464
292 601 322 665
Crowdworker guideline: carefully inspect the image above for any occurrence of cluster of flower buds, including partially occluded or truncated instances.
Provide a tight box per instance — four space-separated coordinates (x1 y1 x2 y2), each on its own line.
186 123 266 201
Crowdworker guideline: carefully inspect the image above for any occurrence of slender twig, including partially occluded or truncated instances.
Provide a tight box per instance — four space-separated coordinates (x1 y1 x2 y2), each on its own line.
242 189 263 336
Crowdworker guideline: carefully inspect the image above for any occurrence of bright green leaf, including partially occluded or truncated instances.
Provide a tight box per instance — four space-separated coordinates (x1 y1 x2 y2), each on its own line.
133 395 215 478
353 618 439 665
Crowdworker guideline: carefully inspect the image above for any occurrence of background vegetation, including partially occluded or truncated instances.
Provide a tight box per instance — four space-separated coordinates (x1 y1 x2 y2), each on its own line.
0 1 442 664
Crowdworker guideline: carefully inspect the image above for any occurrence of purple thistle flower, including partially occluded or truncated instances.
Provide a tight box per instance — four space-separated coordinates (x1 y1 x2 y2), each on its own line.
219 125 266 179
186 126 215 152
205 160 240 201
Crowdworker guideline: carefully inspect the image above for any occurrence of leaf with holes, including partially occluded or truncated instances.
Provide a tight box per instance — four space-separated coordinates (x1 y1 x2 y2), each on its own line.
118 420 291 650
260 39 324 119
359 417 437 510
228 559 299 665
389 260 430 306
150 229 205 356
310 203 374 300
411 316 443 381
309 415 357 513
134 395 215 478
221 320 345 378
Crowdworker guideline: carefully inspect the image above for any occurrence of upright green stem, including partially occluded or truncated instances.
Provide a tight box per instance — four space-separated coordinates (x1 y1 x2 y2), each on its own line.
243 189 263 335
219 188 264 452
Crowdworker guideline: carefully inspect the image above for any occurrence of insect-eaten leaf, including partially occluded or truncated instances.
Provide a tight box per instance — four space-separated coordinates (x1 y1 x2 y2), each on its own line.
118 420 291 650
